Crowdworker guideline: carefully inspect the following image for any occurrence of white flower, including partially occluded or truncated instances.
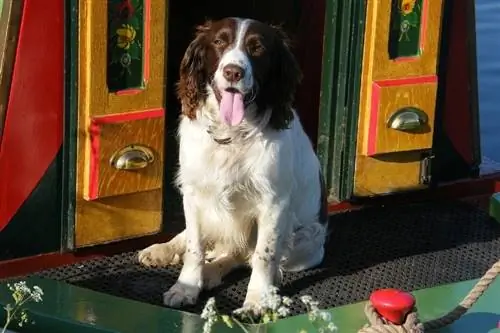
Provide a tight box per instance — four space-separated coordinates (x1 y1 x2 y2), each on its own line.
277 306 290 317
319 311 332 322
261 286 282 311
282 296 293 307
201 297 219 333
327 322 338 331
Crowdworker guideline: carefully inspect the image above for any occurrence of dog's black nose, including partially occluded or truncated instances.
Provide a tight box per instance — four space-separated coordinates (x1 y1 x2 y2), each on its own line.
223 64 245 83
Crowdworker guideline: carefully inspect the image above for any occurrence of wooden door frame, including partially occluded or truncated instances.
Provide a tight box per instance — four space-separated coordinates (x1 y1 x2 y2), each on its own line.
316 0 366 202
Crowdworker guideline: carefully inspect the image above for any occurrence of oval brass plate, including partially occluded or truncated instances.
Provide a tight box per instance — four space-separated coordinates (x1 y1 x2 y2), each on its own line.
387 107 429 132
109 144 155 170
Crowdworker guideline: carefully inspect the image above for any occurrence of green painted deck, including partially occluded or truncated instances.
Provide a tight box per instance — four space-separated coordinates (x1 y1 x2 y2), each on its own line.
1 275 499 333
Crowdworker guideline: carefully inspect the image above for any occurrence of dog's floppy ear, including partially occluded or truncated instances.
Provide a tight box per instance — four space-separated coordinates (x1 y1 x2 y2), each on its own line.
177 21 212 119
265 25 303 130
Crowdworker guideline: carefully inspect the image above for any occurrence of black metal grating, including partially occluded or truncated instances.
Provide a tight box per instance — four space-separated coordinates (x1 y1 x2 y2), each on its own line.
33 200 500 316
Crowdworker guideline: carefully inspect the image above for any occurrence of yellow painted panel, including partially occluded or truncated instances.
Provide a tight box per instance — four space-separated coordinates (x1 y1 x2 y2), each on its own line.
366 81 437 155
75 0 167 247
368 0 444 81
79 0 166 116
354 152 426 196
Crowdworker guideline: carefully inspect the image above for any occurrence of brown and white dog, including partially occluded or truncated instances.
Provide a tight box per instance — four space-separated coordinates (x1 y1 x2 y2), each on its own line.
138 17 328 310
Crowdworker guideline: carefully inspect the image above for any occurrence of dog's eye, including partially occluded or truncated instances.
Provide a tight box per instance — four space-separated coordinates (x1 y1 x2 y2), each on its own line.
249 44 265 56
213 39 225 46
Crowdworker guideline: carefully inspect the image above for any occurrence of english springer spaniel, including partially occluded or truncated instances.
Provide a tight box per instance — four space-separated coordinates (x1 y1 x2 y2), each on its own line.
138 17 328 311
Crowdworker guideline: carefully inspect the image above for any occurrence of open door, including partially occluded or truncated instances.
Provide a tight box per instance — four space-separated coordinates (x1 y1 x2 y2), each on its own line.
69 0 167 248
319 0 447 201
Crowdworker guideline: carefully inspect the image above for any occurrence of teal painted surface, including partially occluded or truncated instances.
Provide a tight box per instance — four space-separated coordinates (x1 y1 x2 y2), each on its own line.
270 278 500 333
1 276 499 332
490 193 500 223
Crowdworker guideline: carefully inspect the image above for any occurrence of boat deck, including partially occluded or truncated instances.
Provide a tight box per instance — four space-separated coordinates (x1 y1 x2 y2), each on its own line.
31 200 500 316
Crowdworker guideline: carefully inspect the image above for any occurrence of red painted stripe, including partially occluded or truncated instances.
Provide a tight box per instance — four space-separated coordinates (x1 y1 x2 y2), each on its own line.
87 108 165 200
376 75 437 87
88 122 101 200
0 0 64 231
367 83 382 156
92 108 164 124
115 88 144 96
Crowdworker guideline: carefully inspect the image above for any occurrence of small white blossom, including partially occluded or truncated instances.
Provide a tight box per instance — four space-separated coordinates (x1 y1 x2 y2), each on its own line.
327 322 338 331
3 281 43 331
201 297 218 333
320 311 332 322
277 306 290 317
261 286 282 312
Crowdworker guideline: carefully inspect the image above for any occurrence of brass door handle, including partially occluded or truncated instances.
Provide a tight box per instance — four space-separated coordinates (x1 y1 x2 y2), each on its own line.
109 144 155 170
387 107 428 132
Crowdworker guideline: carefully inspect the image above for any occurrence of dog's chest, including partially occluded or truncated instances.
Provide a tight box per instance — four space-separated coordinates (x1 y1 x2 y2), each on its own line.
180 137 259 199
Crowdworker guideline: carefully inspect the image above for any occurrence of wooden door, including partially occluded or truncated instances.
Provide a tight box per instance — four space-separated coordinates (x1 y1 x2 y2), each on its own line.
318 0 448 201
72 0 167 247
353 0 444 197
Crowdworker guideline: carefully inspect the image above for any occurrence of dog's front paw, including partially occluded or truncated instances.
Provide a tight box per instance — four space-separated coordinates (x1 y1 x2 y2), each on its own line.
242 290 265 315
138 243 181 267
163 282 201 307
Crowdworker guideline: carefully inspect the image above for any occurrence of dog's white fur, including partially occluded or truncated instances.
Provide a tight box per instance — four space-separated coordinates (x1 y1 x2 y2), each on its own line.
138 18 327 310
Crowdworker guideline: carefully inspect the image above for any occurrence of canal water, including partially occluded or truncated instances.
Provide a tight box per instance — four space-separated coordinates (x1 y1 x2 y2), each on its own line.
476 0 500 173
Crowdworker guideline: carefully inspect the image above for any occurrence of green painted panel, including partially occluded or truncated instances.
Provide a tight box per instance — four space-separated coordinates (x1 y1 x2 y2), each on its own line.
1 276 499 333
389 0 424 59
107 0 144 92
317 0 365 201
490 193 500 223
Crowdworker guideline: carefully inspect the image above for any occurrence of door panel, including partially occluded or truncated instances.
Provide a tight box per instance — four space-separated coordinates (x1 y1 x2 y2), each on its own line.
353 0 444 196
75 0 166 247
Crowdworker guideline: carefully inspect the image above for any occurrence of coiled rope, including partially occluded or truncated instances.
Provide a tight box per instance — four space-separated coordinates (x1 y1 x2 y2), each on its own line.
358 259 500 333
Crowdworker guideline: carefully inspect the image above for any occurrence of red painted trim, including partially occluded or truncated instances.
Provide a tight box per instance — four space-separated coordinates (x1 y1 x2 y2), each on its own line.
376 75 437 87
367 82 382 155
88 122 101 200
0 0 64 231
87 108 165 200
112 0 151 96
115 88 144 96
327 172 500 213
366 75 438 155
0 232 175 279
92 107 164 124
394 56 419 63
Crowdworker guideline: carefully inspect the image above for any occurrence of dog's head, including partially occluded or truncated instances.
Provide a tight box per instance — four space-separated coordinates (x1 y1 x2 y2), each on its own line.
177 18 302 130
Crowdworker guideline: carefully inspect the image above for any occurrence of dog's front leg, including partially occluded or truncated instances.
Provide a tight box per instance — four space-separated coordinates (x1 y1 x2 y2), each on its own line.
163 192 204 307
244 197 291 310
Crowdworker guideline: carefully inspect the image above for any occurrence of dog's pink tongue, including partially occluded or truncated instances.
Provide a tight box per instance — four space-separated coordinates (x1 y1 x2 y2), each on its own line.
220 90 244 126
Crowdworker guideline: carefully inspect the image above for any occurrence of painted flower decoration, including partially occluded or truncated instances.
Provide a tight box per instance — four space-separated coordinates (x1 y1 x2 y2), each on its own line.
116 24 136 50
401 0 416 15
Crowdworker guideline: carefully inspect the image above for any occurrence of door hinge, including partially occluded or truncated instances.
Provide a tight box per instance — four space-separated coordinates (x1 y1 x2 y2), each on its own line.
419 154 435 185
